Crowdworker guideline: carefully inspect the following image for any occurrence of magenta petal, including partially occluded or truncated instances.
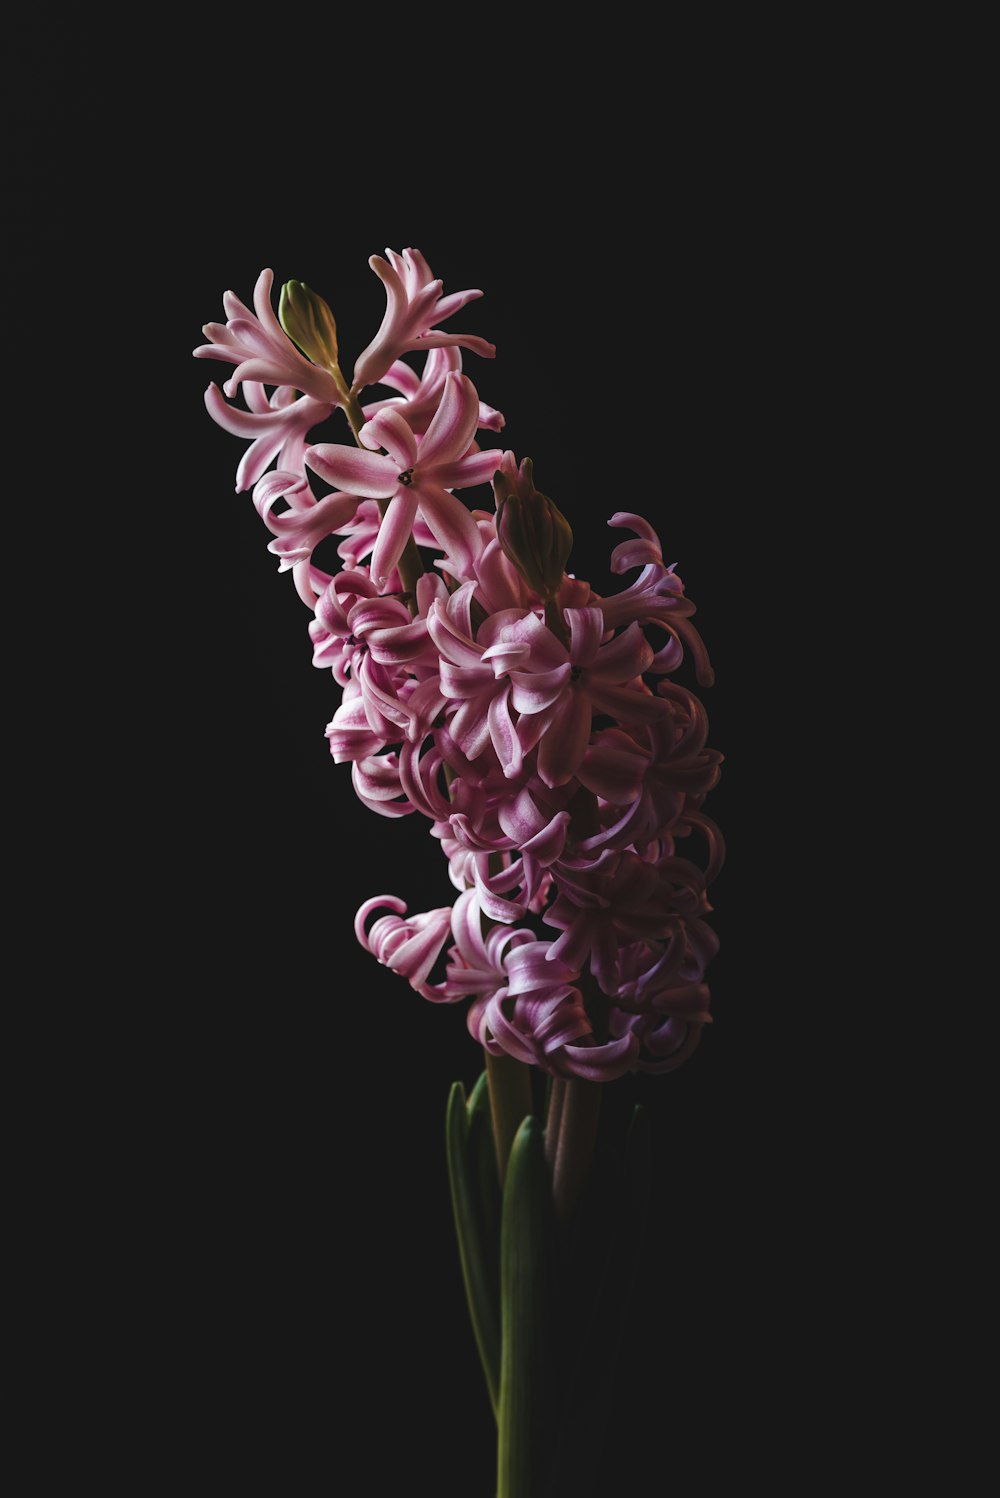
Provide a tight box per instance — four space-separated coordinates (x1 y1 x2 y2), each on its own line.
560 1034 639 1081
410 483 481 575
236 430 289 493
474 869 526 924
577 746 649 804
360 407 419 470
537 689 592 788
488 687 523 779
567 607 606 666
430 449 504 491
306 444 397 498
370 490 419 590
439 661 494 700
403 331 496 363
509 666 573 714
449 696 493 760
432 287 485 322
418 373 480 468
588 681 670 724
497 789 547 844
592 621 655 682
523 808 571 856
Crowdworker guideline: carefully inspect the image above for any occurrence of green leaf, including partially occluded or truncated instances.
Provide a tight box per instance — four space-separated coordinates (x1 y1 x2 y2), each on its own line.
498 1116 552 1498
446 1081 501 1418
467 1071 501 1279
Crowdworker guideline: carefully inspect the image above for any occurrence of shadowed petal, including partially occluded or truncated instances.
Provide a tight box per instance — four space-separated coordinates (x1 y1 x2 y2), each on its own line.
410 482 482 576
488 686 522 778
537 689 592 788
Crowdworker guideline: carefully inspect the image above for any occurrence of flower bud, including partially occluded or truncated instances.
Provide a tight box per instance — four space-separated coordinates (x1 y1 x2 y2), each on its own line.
494 455 573 600
278 280 340 372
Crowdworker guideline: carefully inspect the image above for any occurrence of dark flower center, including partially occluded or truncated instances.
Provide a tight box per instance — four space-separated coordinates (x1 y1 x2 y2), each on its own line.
398 468 415 486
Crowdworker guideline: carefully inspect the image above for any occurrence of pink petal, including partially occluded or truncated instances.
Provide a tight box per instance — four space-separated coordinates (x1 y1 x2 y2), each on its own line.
567 607 606 667
497 789 548 844
355 895 407 951
439 661 495 699
449 695 493 760
418 373 480 468
509 666 572 715
592 621 654 682
488 686 522 779
432 288 485 322
560 1034 639 1081
576 746 649 804
588 682 671 724
429 448 504 491
537 689 592 788
426 598 483 669
352 255 408 391
410 483 482 575
520 810 571 864
370 489 419 591
305 444 398 498
402 331 496 362
360 407 419 470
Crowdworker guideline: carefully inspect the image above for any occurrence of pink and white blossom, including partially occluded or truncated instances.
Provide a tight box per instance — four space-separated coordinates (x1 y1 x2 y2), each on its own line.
306 372 502 590
196 249 722 1085
352 248 496 393
194 268 341 405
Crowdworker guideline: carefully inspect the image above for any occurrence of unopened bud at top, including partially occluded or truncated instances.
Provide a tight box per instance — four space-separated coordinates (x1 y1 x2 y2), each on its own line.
279 280 340 372
494 454 573 600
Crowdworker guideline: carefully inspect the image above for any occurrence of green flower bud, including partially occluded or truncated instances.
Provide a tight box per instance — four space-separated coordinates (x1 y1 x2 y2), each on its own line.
494 457 573 600
278 280 339 372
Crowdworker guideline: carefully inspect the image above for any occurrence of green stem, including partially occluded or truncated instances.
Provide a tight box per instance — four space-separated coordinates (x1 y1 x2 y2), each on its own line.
545 1077 566 1170
336 378 368 446
544 597 570 647
486 1050 534 1181
551 970 609 1222
552 1076 602 1225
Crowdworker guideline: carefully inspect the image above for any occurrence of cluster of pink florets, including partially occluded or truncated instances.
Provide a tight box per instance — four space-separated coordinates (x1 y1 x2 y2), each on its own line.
196 249 723 1079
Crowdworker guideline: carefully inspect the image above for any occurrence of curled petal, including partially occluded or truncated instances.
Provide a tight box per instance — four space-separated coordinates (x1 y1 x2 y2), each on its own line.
559 1033 639 1081
360 407 419 470
418 373 480 468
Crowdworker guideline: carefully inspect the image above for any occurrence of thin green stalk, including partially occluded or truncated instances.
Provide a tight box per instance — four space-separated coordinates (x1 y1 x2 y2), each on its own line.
486 1051 534 1181
545 1077 567 1170
552 1076 602 1225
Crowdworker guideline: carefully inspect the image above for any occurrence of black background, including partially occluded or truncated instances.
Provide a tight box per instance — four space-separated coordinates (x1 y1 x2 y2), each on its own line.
17 23 840 1493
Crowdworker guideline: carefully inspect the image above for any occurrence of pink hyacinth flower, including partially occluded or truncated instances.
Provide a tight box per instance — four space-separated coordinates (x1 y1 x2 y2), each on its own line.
193 268 341 407
352 247 496 393
306 373 502 589
355 896 452 997
489 607 670 790
252 470 363 573
600 512 715 688
361 347 504 436
203 381 334 494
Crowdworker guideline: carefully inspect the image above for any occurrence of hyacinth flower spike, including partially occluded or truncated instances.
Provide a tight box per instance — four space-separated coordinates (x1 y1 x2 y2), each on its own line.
195 250 721 1498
